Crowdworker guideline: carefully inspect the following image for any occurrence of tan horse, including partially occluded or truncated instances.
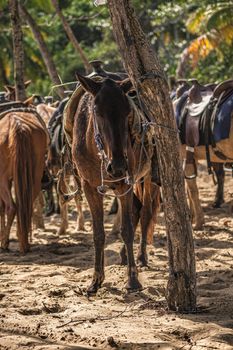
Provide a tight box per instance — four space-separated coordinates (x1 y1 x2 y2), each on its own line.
174 80 233 229
180 130 233 230
0 110 48 253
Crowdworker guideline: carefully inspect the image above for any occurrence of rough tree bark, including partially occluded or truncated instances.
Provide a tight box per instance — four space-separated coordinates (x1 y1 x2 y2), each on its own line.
51 0 91 74
19 4 65 99
9 0 26 101
108 0 196 312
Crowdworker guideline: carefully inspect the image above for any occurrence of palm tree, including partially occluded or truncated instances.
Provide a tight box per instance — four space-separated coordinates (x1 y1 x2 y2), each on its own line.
9 0 26 100
177 1 233 77
19 3 65 99
51 0 91 74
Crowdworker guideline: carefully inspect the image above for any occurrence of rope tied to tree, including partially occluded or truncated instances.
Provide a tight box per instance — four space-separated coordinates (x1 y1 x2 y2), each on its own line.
134 76 179 136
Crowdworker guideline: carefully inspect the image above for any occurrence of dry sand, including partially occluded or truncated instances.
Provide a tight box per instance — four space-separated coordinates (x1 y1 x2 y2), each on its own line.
0 164 233 349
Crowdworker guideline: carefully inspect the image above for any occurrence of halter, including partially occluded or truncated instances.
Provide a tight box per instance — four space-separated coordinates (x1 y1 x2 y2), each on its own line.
92 104 133 197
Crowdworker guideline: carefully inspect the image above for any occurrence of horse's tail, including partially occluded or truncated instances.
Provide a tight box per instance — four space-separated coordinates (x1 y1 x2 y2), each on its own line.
9 118 33 253
135 180 160 244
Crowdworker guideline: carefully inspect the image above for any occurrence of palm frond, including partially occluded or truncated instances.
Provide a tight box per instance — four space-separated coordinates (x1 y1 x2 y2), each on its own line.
207 6 233 31
186 24 233 67
186 7 206 34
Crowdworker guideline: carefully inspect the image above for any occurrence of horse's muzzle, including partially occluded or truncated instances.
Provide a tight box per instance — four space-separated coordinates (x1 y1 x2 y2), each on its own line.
106 157 128 179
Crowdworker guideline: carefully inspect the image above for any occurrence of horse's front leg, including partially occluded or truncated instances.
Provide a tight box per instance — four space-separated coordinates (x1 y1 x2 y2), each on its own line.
83 181 105 294
118 188 142 292
0 200 5 246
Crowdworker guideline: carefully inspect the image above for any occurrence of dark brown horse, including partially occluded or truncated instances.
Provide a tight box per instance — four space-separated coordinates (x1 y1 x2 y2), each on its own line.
0 110 48 253
71 74 159 294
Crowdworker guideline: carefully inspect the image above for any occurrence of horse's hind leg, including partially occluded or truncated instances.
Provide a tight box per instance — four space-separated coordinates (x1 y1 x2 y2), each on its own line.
118 189 142 292
58 200 68 235
4 203 16 250
212 163 225 208
33 192 45 230
137 180 160 267
0 183 16 250
120 193 142 265
83 181 105 294
57 174 69 235
45 186 56 216
74 195 85 231
185 165 204 229
111 199 122 236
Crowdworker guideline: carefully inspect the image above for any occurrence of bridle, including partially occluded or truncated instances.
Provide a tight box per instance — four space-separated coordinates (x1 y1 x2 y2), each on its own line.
92 104 133 197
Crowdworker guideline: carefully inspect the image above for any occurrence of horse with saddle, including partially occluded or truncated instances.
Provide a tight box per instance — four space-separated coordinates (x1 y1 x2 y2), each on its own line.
174 78 233 229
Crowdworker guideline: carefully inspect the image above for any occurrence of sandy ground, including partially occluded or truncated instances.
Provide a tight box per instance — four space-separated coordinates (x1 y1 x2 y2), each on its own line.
0 164 233 350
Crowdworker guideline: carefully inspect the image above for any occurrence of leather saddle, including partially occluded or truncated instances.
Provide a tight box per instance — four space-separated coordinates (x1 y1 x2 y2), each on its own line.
184 80 213 146
0 101 26 115
181 79 233 148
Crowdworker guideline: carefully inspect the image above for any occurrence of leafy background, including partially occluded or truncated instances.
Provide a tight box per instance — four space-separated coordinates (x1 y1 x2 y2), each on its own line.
1 0 233 95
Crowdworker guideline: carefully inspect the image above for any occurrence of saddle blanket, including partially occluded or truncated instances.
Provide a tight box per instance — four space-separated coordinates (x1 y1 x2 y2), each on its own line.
212 91 233 143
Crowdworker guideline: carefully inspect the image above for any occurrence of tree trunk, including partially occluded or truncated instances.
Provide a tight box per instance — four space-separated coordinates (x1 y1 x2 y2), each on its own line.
51 0 91 74
108 0 196 312
9 0 26 101
19 4 65 99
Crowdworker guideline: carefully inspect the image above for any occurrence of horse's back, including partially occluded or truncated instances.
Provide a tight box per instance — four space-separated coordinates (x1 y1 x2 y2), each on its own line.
36 104 56 127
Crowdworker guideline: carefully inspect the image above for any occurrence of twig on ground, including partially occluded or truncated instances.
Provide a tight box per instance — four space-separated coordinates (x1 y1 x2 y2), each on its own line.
57 302 136 328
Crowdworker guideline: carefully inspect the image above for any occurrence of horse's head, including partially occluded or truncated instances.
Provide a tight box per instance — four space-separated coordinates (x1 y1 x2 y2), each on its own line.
176 79 190 99
77 73 132 179
4 80 31 101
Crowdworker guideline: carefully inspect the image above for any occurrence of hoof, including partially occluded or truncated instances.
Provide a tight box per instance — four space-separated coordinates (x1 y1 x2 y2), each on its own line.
1 239 10 251
137 254 149 268
111 228 120 237
20 245 30 254
75 225 86 232
212 200 224 208
87 281 102 296
57 226 67 235
0 246 10 253
36 223 45 230
125 276 142 292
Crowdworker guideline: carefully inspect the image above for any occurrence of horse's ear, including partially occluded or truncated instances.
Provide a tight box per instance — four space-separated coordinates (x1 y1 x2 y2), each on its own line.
24 80 31 89
23 96 34 106
76 73 101 96
119 78 133 93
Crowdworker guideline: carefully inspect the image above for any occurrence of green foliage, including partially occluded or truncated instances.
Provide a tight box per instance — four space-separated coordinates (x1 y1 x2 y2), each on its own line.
1 0 233 95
